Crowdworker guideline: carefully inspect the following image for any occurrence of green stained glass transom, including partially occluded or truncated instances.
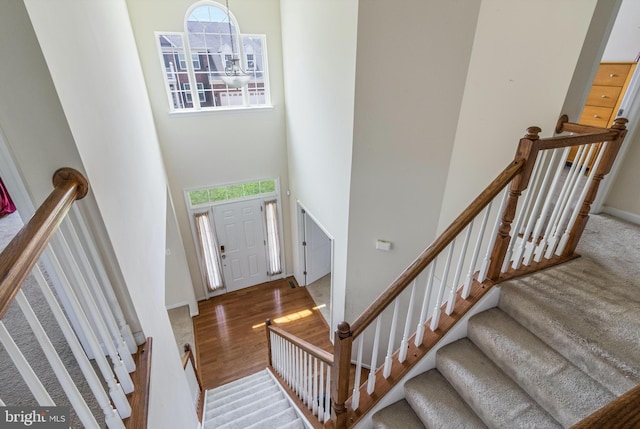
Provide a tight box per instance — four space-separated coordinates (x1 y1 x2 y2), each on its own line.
189 179 277 206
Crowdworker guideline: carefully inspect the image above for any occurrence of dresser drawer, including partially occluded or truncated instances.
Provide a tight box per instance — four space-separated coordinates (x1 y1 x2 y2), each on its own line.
585 85 622 108
593 64 632 86
580 105 613 127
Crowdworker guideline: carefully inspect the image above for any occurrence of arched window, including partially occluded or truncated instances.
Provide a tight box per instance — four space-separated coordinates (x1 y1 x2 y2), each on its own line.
156 1 269 111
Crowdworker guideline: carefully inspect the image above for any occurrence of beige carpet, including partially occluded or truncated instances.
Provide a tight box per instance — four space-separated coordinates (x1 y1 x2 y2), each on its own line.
374 213 640 428
305 274 331 325
168 305 196 361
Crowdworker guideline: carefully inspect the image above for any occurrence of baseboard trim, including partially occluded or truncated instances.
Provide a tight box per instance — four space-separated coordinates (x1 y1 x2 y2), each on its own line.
601 206 640 225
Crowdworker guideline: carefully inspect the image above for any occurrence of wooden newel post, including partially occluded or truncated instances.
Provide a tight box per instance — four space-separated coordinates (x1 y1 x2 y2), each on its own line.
265 319 273 368
563 118 628 256
331 321 353 429
487 126 541 280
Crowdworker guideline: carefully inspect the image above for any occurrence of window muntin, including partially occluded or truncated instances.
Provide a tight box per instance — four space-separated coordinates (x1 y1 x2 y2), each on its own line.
158 33 194 109
156 3 270 112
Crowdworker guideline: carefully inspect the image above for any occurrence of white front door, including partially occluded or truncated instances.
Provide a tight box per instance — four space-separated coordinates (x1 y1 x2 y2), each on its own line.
213 199 268 291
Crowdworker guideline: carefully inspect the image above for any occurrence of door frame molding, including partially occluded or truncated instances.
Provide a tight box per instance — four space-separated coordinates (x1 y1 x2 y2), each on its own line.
295 201 334 330
185 178 286 299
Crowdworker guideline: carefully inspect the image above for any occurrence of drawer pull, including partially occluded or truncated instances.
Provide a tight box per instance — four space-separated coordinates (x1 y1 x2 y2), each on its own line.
609 73 617 77
594 115 600 118
601 95 608 98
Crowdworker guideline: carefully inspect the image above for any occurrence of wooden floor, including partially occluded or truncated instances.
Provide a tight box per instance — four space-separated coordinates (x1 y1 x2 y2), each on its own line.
194 277 334 389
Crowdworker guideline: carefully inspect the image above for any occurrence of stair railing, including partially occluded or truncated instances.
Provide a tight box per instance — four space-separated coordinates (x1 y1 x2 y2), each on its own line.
182 343 202 418
266 319 334 428
265 116 628 428
0 168 151 429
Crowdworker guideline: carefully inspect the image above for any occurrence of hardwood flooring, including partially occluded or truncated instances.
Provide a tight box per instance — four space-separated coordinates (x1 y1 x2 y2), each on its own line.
194 277 333 389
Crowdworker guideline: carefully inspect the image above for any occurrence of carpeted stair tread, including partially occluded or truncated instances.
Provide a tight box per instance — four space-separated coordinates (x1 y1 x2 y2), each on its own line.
205 390 285 424
437 338 562 429
404 370 487 429
372 399 425 429
227 407 300 429
276 417 307 429
468 308 615 426
206 378 277 410
203 370 303 429
206 371 271 401
499 268 640 395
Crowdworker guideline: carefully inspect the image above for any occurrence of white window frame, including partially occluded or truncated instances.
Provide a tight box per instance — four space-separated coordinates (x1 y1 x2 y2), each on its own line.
155 1 271 114
185 177 286 298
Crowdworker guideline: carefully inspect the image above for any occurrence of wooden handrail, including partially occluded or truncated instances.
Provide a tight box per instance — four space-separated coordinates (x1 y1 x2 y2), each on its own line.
182 343 202 391
124 338 153 429
571 384 640 428
349 159 525 337
0 167 88 319
267 323 334 365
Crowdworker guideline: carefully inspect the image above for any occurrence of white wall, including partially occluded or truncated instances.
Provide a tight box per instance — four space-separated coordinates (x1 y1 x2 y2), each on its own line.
126 0 291 300
601 0 640 219
165 190 198 315
22 0 199 427
602 0 640 62
344 0 482 321
280 0 359 328
437 0 599 233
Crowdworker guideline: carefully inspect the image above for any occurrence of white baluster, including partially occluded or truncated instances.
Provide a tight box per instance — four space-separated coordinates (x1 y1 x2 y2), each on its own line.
399 280 417 362
0 321 54 405
383 300 400 378
303 352 309 406
285 340 291 387
308 355 313 410
546 144 595 258
415 261 436 346
530 148 567 262
478 188 509 282
463 203 491 298
556 143 607 255
63 220 135 371
430 241 455 331
324 366 331 423
367 316 382 394
44 250 131 417
312 357 318 416
15 291 101 428
544 145 589 258
352 335 364 409
55 233 134 393
502 155 544 272
31 267 126 427
71 206 137 353
446 223 473 315
318 361 325 419
513 151 553 269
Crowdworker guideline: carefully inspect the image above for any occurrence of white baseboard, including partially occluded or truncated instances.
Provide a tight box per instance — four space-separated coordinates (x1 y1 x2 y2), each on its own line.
601 206 640 225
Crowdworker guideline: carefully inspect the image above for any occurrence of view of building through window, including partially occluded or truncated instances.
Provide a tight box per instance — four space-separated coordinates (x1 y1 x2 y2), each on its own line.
157 3 269 111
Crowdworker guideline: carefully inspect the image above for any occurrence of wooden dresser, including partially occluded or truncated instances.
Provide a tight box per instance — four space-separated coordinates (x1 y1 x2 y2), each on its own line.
568 62 637 166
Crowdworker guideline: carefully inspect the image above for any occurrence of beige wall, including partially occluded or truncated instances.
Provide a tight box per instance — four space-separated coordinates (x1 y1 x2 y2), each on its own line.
437 0 599 233
22 0 199 427
280 0 359 327
126 0 291 300
344 0 482 321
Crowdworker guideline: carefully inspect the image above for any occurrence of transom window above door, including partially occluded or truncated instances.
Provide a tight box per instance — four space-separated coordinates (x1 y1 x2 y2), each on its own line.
187 179 276 207
156 2 270 112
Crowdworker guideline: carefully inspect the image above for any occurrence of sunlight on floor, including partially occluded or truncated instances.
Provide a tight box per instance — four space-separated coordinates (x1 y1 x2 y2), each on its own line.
252 308 316 329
